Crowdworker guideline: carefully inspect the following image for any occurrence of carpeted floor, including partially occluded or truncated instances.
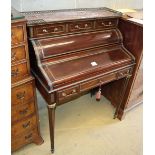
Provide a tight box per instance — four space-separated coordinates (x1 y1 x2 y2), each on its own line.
13 91 143 155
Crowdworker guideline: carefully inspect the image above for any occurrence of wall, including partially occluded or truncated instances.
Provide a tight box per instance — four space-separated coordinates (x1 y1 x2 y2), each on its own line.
11 0 143 12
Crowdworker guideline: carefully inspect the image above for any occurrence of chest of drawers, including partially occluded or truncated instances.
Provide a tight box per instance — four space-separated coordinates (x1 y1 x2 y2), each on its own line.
11 9 43 152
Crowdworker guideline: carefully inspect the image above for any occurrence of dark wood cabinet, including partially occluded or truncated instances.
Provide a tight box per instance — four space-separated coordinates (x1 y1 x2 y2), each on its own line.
11 9 43 152
101 13 143 116
119 18 143 110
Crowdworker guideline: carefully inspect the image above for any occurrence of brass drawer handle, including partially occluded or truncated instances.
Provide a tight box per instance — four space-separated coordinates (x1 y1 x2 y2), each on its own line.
19 107 28 115
25 133 32 140
22 121 30 128
117 71 128 79
42 29 48 32
75 24 89 29
54 27 58 32
119 72 124 76
11 68 19 77
72 89 76 93
75 25 79 29
99 80 102 84
16 91 25 100
62 92 67 97
101 21 112 26
11 51 16 61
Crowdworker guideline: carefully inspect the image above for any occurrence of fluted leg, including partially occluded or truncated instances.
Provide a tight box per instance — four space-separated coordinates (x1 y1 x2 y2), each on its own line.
47 103 56 153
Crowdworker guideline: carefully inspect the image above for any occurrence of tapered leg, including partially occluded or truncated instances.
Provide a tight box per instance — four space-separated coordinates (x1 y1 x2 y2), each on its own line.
47 103 56 153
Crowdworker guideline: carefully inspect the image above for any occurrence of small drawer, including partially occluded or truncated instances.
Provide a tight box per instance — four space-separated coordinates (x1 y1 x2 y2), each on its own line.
58 86 79 100
80 79 98 91
11 127 38 151
80 73 117 91
95 19 118 29
68 21 94 33
34 24 66 37
12 101 35 122
11 62 29 83
116 69 130 79
12 81 34 106
11 25 25 45
12 115 37 137
11 45 27 63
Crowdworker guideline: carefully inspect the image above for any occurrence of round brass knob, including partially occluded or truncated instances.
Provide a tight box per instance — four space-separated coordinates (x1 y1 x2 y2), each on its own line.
85 24 88 28
109 22 112 25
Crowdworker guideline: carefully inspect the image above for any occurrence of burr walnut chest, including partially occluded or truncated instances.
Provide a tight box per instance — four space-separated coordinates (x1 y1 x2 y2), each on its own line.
22 8 136 153
11 8 43 152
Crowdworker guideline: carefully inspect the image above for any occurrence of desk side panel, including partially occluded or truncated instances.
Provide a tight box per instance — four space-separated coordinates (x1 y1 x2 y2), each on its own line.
101 18 143 116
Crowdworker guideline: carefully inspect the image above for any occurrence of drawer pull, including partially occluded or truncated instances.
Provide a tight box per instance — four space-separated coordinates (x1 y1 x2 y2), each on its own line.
16 91 25 100
11 51 16 61
72 89 76 93
62 92 67 97
54 27 58 32
19 107 28 115
42 29 48 32
22 121 30 128
85 24 88 28
101 21 112 26
117 72 124 79
11 32 14 38
25 133 32 140
75 25 79 29
117 71 130 79
119 73 124 76
11 68 19 77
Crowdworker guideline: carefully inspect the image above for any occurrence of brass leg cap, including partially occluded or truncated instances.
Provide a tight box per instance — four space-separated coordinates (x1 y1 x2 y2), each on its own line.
51 149 54 154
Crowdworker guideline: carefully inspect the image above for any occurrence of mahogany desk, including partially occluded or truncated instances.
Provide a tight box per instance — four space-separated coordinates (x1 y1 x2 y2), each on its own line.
22 8 135 153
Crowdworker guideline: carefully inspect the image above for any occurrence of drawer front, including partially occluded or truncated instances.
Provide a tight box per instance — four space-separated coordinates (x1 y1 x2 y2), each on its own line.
11 62 29 83
95 19 118 29
58 86 79 101
12 115 37 137
34 24 66 37
11 25 25 45
80 73 116 91
12 101 35 122
12 127 38 151
68 21 94 33
11 45 27 63
12 81 34 106
80 68 131 91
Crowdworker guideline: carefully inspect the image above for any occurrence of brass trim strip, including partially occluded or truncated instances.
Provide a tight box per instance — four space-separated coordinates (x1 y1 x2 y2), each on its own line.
47 103 56 109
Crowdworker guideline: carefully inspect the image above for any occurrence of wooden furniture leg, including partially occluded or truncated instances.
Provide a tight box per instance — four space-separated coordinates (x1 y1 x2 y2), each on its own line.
47 103 56 153
114 75 131 119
